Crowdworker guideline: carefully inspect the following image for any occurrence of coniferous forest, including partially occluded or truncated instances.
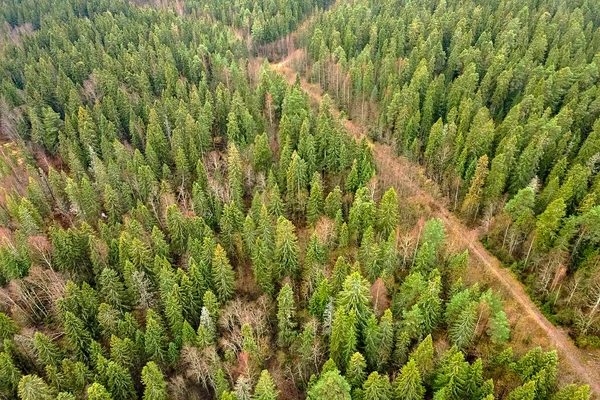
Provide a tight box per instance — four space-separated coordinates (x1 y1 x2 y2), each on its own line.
0 0 598 399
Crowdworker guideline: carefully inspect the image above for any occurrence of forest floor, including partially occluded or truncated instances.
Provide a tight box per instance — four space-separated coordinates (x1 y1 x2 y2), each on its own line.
267 49 600 396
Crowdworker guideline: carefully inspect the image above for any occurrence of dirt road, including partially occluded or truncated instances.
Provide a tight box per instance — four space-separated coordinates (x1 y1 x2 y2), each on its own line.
270 50 600 396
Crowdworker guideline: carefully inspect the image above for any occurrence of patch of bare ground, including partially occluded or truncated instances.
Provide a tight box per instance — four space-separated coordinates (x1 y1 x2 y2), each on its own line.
269 51 600 397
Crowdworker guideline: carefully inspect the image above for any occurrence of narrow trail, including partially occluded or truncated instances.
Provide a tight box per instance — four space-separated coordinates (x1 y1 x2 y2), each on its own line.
270 50 600 396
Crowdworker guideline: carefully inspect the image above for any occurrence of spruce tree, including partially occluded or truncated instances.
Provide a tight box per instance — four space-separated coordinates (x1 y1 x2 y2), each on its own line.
410 335 434 380
274 216 299 279
145 309 167 364
142 361 168 400
0 352 21 395
377 187 399 237
329 308 357 371
461 155 489 220
307 369 352 400
33 332 62 367
212 244 235 302
336 272 373 326
17 375 55 400
253 370 279 400
276 284 297 347
87 382 113 400
63 311 92 362
251 236 274 296
346 352 367 388
362 372 393 400
394 359 425 400
307 172 324 226
324 186 343 219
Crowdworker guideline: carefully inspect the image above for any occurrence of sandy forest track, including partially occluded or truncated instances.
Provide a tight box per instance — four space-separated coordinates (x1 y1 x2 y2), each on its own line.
269 51 600 396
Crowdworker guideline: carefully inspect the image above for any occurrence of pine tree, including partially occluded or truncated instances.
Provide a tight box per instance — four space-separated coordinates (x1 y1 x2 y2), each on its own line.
552 384 591 400
394 358 425 400
164 284 184 345
276 284 297 347
286 151 309 217
110 335 136 372
274 216 299 279
309 278 332 320
212 244 235 302
166 204 188 255
418 272 443 335
145 109 171 175
253 370 279 400
346 159 360 193
377 187 399 237
332 256 350 294
142 361 168 400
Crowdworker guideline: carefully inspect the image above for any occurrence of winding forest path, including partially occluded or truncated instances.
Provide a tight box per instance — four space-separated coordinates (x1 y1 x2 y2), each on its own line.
269 50 600 396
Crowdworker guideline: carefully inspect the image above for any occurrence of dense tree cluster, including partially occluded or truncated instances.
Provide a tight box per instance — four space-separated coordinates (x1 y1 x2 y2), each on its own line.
0 0 594 398
186 0 333 45
303 0 600 342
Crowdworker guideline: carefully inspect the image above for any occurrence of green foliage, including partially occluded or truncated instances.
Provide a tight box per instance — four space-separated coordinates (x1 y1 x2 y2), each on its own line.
307 369 352 400
142 361 168 400
274 216 299 279
276 284 297 347
212 244 235 302
253 370 279 400
394 359 425 400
